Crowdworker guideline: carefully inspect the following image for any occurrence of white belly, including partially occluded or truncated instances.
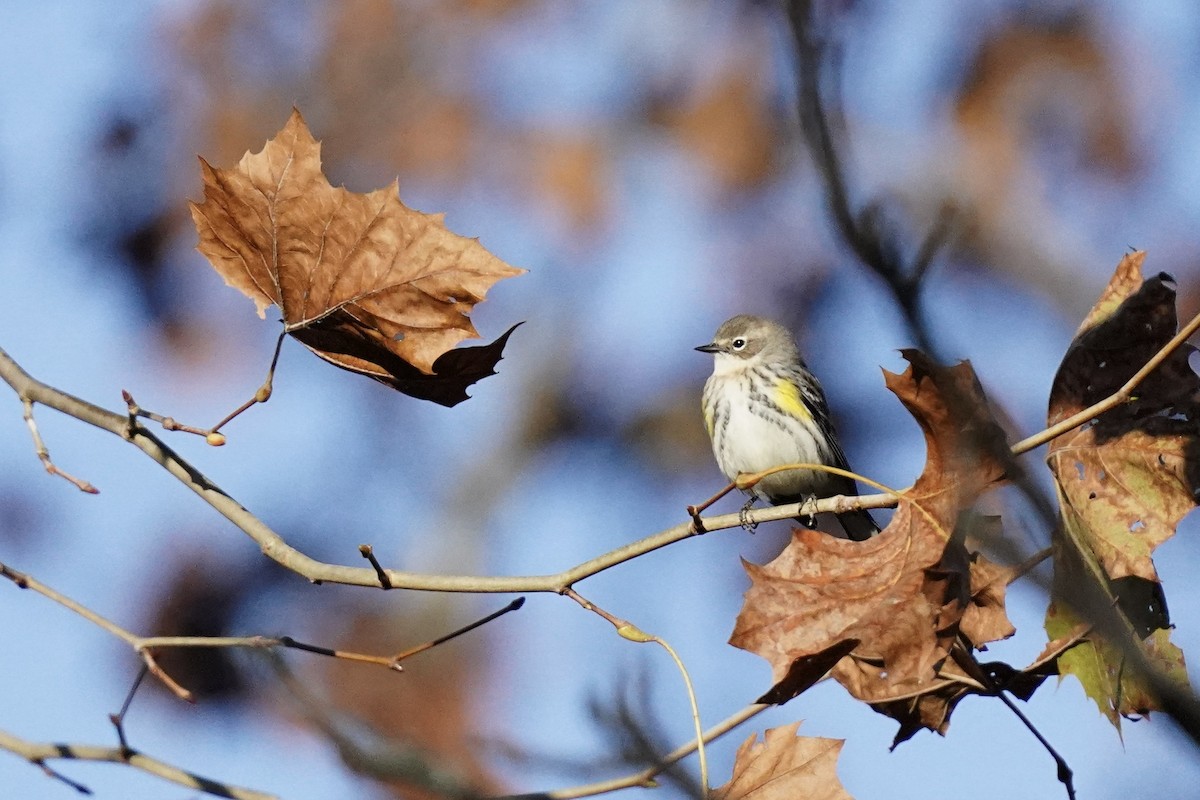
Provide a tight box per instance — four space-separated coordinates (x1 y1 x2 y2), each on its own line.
710 377 828 500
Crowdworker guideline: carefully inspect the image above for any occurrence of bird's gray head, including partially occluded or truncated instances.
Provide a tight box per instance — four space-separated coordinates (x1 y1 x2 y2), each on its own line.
695 315 799 367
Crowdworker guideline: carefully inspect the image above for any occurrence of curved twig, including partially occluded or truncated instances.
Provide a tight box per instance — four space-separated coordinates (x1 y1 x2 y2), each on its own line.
496 703 771 800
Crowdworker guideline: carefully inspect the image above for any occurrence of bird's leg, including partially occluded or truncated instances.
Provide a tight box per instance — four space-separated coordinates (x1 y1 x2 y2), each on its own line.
800 494 819 528
739 496 759 533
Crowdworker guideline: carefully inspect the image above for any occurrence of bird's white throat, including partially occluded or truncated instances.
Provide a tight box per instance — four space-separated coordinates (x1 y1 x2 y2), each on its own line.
709 351 752 377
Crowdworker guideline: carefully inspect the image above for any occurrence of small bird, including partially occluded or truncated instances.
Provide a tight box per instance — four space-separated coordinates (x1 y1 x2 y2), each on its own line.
696 314 879 541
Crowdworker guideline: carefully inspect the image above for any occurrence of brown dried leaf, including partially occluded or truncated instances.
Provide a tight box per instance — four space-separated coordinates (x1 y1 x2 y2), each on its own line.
1044 251 1197 728
865 630 1084 748
863 658 974 746
1046 251 1200 582
730 352 1010 738
713 723 852 800
292 319 522 407
960 550 1018 648
190 108 525 405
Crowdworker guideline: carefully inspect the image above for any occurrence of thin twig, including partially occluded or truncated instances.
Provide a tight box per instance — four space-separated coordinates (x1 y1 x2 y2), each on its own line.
0 728 277 800
563 589 708 796
34 757 92 795
1010 547 1053 582
685 482 738 533
358 544 393 589
139 649 193 702
0 561 446 698
109 664 149 755
22 398 98 493
948 640 1075 800
210 330 287 434
391 597 525 662
123 389 211 437
996 692 1076 800
497 703 770 800
0 560 193 700
120 331 287 443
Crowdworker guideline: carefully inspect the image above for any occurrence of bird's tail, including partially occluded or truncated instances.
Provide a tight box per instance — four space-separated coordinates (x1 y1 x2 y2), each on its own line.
837 508 880 541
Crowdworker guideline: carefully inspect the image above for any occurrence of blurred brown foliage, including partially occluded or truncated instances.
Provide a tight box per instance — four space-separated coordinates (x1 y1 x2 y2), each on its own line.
322 603 503 797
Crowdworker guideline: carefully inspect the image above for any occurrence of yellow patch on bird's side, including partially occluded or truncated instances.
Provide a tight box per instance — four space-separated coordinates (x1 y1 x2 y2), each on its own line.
775 378 812 422
703 402 714 437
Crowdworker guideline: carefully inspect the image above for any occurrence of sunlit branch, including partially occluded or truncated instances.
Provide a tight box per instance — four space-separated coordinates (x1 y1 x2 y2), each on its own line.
0 344 888 595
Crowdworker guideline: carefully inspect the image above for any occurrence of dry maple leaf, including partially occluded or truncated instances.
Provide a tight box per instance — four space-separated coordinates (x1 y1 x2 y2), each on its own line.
190 108 525 406
712 722 852 800
870 627 1088 746
1046 250 1200 582
959 541 1018 649
730 352 1012 740
1044 251 1197 727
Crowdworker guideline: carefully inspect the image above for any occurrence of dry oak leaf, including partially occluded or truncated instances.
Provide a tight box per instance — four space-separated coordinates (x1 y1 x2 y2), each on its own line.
712 722 851 800
190 108 525 406
1046 250 1200 583
730 352 1010 737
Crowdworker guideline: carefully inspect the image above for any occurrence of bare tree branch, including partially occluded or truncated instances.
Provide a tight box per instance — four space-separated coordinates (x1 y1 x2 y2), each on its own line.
0 345 888 594
0 727 276 800
0 560 526 693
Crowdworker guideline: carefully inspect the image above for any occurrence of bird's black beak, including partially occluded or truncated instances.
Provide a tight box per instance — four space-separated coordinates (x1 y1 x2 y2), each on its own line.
695 343 720 354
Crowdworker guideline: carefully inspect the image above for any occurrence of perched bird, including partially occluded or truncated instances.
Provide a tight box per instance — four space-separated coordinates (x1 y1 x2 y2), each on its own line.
696 314 879 541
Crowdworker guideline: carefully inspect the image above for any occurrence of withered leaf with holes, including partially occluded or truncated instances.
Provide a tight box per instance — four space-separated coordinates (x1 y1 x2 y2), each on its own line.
1046 251 1200 584
190 108 525 406
1044 251 1198 728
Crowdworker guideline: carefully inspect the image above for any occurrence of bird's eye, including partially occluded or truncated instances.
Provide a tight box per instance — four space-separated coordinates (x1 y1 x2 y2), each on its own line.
731 338 746 350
